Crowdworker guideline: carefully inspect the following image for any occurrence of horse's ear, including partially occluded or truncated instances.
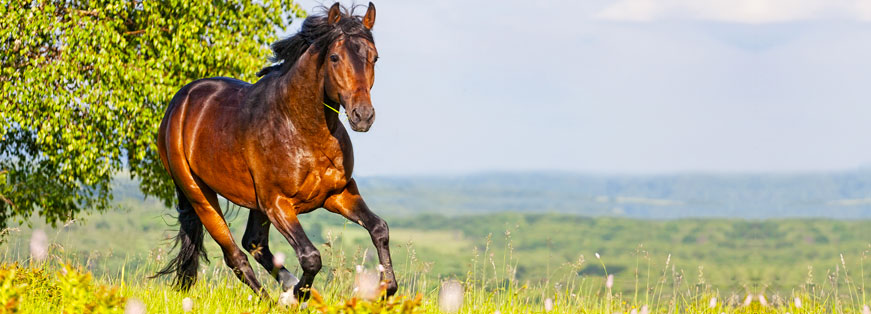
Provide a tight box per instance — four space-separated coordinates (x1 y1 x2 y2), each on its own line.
327 3 342 25
362 2 376 29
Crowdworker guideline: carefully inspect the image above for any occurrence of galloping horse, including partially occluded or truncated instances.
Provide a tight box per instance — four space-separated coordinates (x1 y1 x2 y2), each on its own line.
155 2 396 301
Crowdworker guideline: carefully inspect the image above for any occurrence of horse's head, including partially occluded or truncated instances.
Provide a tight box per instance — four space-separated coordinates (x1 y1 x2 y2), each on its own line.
322 2 378 132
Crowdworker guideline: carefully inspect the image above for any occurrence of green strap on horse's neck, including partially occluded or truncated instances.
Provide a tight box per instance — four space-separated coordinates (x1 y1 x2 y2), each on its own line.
323 102 341 114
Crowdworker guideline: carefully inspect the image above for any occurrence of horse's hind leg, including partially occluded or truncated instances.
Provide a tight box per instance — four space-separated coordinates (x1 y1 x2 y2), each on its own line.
159 84 266 299
180 179 269 300
242 210 299 292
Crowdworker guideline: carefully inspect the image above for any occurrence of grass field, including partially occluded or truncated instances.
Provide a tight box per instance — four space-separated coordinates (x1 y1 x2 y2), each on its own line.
3 197 871 313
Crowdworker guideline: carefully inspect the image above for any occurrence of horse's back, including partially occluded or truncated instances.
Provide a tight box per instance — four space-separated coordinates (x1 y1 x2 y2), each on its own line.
158 77 250 159
173 77 251 107
161 77 251 128
158 77 259 208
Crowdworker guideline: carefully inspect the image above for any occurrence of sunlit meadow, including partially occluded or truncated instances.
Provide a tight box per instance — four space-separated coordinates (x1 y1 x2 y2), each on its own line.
3 220 871 314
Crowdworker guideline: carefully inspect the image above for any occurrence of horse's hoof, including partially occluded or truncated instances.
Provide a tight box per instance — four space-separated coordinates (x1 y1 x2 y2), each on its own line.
385 280 398 297
279 270 299 292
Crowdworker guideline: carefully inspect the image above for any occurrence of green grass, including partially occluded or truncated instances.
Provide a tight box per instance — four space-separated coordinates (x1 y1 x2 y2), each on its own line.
9 199 871 292
4 200 871 312
1 231 867 313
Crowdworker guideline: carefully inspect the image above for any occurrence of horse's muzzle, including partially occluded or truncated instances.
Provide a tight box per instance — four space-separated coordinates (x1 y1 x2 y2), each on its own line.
348 106 375 132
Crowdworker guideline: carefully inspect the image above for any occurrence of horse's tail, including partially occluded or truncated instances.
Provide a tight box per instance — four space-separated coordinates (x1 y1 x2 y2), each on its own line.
152 186 209 291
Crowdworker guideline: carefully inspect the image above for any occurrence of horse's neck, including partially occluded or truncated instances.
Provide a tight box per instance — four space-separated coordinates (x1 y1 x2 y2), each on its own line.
274 52 340 138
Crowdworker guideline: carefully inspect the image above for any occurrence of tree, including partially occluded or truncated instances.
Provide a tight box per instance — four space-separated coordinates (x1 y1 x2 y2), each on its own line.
0 0 305 230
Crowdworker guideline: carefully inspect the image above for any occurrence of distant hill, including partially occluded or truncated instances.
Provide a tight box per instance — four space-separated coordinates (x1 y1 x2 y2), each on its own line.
355 171 871 219
115 170 871 219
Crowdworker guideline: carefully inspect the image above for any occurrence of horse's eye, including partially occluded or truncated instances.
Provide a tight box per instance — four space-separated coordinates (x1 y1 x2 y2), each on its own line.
330 54 339 62
373 56 379 63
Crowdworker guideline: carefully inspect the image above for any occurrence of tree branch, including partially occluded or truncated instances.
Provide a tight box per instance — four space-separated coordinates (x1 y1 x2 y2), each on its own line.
123 29 146 36
0 192 17 212
124 27 170 36
75 9 99 17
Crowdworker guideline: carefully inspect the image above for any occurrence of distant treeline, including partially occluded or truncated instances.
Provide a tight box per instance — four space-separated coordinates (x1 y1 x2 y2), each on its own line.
114 170 871 219
354 170 871 219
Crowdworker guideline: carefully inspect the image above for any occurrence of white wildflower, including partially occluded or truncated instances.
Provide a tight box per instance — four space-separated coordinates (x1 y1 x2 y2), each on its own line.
278 290 298 308
29 229 48 262
709 297 717 308
247 294 252 301
606 274 614 289
354 267 381 301
438 280 464 313
595 252 601 259
124 298 146 314
182 297 193 312
630 309 638 314
794 297 801 308
377 264 386 273
640 305 649 314
863 305 871 314
544 298 554 312
273 252 286 268
743 294 753 306
758 294 768 307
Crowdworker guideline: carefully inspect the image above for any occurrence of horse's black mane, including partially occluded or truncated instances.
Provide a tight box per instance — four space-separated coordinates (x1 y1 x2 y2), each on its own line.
256 4 374 77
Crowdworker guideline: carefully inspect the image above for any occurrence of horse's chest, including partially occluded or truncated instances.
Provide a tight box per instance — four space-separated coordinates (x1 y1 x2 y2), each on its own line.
282 152 347 210
301 164 346 195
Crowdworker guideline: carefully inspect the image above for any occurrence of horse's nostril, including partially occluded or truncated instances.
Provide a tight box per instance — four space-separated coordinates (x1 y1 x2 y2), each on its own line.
352 108 363 121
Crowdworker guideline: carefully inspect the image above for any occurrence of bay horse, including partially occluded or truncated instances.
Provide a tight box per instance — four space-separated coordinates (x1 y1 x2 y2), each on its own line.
154 2 396 301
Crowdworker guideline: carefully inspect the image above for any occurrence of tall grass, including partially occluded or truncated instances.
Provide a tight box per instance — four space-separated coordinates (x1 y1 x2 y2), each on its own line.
3 225 871 313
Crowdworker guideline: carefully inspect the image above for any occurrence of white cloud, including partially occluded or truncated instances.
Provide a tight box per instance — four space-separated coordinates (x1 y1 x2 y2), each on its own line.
596 0 871 24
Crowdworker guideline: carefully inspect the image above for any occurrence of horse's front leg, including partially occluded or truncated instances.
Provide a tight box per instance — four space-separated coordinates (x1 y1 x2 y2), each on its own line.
264 203 321 301
324 179 398 297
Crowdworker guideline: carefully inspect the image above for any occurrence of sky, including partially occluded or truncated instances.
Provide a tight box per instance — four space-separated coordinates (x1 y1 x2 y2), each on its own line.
283 0 871 176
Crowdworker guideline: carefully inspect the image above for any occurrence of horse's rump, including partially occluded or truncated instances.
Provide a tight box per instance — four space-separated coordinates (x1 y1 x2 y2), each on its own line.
160 77 258 208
